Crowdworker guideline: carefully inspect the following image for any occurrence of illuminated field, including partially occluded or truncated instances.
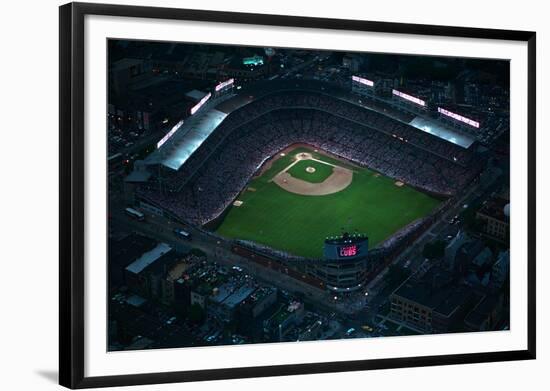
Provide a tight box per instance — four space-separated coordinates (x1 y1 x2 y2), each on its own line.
216 147 441 258
286 159 334 183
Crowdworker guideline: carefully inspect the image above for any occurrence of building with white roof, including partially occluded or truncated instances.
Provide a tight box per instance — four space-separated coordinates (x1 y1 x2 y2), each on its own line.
125 242 172 275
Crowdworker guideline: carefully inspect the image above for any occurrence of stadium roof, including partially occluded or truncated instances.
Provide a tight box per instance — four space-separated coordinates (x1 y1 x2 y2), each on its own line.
125 242 172 274
126 294 147 308
145 79 474 172
125 161 152 183
145 108 228 171
185 89 208 101
408 116 475 148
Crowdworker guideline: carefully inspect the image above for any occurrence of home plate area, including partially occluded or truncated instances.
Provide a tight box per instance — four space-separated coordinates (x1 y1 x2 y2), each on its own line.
272 152 353 196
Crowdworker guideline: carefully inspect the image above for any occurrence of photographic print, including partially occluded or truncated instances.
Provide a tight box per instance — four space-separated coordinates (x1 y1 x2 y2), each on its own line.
107 40 511 351
59 3 535 387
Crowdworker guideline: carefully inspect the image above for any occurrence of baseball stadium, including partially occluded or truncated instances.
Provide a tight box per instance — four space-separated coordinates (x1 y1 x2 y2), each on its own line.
216 145 440 259
127 79 482 291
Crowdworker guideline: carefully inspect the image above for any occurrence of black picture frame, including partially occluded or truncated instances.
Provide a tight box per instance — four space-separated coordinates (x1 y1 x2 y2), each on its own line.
59 2 536 389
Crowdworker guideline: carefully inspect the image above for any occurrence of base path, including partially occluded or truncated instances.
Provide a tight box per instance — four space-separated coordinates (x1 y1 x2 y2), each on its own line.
273 154 353 196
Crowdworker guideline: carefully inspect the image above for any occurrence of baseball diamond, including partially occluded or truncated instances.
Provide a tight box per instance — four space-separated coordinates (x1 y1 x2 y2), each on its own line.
216 146 441 258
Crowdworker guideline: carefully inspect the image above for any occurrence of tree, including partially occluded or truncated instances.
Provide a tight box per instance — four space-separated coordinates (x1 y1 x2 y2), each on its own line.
385 264 411 288
462 206 484 232
189 248 206 258
422 240 446 260
188 303 205 324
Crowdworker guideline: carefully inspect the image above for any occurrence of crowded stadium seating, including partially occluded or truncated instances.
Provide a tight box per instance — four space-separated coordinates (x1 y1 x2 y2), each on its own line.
137 91 480 226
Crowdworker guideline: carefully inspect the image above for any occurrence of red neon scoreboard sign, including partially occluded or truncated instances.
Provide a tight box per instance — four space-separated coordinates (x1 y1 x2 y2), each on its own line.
338 245 358 257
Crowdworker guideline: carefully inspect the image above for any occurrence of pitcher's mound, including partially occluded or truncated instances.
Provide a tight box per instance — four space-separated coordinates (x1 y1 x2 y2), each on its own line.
395 181 405 187
306 166 316 173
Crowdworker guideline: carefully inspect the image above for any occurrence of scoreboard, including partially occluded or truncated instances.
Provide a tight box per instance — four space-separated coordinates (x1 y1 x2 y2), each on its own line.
323 233 368 261
338 244 358 257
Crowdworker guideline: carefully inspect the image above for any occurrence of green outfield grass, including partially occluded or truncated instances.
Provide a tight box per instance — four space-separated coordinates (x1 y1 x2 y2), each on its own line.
287 159 334 183
215 147 442 258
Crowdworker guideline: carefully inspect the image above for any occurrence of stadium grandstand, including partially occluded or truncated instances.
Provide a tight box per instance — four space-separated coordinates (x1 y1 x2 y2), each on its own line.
131 81 482 229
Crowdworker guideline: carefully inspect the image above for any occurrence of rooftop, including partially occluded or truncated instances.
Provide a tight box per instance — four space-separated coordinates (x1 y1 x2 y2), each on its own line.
433 287 470 317
464 293 500 329
210 282 235 304
124 161 152 183
248 286 277 304
125 242 172 274
110 58 143 72
125 295 147 308
109 233 157 269
393 267 454 310
185 89 208 102
145 107 228 171
270 301 303 325
223 285 256 309
478 196 509 222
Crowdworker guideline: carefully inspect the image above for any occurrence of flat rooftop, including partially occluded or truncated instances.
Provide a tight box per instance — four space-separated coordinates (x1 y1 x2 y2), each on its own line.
125 242 172 274
223 285 256 309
